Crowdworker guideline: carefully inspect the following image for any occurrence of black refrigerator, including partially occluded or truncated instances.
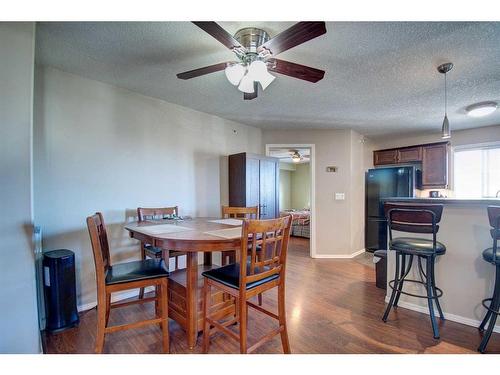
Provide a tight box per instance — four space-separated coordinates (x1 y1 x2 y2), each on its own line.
365 166 419 252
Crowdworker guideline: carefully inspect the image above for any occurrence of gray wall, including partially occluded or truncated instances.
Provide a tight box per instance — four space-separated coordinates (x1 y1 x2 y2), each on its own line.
0 23 40 353
34 66 262 309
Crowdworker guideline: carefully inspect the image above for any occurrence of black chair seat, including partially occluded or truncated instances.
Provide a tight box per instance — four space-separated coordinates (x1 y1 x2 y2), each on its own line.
105 258 169 285
483 248 500 265
202 263 278 290
390 237 446 255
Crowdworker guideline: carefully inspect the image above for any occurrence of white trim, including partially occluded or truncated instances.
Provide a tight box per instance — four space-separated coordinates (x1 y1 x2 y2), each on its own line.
384 296 500 333
265 143 316 259
77 286 155 312
453 140 500 151
314 249 366 259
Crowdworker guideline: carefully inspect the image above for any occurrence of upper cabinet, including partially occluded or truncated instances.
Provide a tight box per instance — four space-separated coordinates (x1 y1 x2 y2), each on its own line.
373 141 449 188
397 146 423 163
373 149 397 166
422 143 449 187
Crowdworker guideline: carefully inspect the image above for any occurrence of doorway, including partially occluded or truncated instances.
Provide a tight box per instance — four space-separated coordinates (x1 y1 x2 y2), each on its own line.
266 144 316 258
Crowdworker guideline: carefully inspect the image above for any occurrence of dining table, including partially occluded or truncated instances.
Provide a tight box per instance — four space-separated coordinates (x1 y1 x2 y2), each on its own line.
124 217 244 349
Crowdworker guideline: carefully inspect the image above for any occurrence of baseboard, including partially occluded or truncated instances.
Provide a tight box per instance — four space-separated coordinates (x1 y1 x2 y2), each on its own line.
77 286 155 312
384 296 500 333
314 249 366 259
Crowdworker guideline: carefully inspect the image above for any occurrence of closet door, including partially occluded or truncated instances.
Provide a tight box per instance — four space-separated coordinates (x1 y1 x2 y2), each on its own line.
259 159 278 219
246 157 260 209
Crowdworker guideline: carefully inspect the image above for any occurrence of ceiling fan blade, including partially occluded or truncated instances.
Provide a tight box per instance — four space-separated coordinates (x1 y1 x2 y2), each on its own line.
176 62 229 80
244 82 258 100
268 58 325 83
258 22 326 56
192 22 246 53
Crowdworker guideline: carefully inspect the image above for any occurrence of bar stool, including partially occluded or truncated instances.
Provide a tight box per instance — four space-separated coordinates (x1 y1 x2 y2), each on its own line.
382 203 446 339
478 206 500 353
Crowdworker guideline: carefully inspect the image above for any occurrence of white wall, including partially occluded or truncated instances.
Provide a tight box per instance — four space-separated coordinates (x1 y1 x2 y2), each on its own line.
34 66 262 308
263 129 367 257
0 23 40 353
290 163 311 209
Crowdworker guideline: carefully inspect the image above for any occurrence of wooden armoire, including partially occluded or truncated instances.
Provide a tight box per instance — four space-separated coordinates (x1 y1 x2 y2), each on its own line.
228 152 280 219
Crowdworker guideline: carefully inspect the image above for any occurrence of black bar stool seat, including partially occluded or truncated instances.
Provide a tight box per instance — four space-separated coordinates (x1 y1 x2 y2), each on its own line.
482 247 500 265
478 206 500 353
382 202 445 340
391 237 446 255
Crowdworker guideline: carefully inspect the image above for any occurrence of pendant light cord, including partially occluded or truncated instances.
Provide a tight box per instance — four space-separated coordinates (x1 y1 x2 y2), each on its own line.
444 73 447 116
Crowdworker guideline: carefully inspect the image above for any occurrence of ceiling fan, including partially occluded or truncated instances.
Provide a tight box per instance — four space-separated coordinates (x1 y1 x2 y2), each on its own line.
176 22 327 100
277 150 310 163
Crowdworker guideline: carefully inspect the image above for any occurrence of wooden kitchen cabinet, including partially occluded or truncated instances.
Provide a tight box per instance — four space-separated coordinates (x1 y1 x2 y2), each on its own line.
397 146 422 163
422 142 449 188
374 149 398 166
373 141 449 188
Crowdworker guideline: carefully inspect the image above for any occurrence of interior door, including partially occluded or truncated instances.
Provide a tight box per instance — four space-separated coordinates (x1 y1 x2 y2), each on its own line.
259 159 278 219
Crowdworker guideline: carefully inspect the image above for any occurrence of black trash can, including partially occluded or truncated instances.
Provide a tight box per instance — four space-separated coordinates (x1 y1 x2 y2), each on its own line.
43 249 79 332
373 250 387 290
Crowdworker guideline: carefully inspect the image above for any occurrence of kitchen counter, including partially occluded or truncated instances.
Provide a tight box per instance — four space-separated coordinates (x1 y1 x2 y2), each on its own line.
383 197 500 205
381 198 499 332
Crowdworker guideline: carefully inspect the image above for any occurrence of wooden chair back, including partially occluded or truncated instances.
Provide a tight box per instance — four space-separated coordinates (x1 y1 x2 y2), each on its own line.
239 215 292 289
137 206 179 221
86 212 111 290
384 202 443 234
221 206 259 219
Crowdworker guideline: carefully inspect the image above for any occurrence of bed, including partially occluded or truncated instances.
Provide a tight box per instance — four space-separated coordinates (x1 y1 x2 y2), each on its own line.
280 209 310 238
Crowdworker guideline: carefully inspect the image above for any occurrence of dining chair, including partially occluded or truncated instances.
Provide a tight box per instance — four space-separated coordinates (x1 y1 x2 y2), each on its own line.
86 212 170 353
220 206 262 305
220 206 259 266
137 206 185 299
201 215 292 354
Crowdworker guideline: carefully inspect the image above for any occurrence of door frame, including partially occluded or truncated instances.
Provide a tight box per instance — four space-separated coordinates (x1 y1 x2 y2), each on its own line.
265 144 316 258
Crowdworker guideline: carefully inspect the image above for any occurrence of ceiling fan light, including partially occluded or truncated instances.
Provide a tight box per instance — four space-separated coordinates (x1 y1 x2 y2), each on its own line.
247 60 275 90
259 71 276 90
225 63 246 86
238 74 255 94
466 101 498 117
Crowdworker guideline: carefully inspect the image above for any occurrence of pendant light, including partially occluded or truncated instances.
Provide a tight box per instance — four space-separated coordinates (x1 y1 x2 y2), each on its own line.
437 62 453 139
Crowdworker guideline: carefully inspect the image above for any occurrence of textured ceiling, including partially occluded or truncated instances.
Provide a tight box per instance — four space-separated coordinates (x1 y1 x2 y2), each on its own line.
35 22 500 137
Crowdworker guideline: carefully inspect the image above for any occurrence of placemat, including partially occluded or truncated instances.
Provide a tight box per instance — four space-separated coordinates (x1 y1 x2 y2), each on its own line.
208 218 243 226
204 227 242 239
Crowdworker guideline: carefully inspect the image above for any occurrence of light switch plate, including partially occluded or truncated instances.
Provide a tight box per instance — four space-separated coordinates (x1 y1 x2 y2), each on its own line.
335 193 345 200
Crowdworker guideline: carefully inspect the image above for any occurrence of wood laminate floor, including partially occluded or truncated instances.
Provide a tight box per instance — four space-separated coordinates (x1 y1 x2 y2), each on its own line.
42 237 500 354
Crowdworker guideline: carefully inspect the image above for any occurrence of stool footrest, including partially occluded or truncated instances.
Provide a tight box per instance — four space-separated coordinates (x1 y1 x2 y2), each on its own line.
482 298 500 315
388 279 443 299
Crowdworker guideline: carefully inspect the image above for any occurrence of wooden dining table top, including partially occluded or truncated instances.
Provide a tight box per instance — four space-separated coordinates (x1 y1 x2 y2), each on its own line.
124 217 243 251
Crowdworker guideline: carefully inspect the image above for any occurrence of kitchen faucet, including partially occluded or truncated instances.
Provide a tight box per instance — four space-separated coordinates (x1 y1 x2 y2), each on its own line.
496 190 500 198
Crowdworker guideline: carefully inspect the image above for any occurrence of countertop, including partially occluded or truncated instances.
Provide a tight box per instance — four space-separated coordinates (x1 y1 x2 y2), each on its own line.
382 197 500 205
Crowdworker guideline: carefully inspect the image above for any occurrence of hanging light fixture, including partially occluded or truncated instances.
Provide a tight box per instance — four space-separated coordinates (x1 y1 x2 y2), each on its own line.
246 60 276 90
238 74 255 94
224 63 246 86
437 62 453 139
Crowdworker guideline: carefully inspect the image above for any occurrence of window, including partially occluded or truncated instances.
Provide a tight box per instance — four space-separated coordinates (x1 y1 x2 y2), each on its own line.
454 143 500 198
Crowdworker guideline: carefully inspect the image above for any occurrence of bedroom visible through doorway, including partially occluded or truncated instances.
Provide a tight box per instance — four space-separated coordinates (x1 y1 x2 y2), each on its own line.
267 145 314 258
